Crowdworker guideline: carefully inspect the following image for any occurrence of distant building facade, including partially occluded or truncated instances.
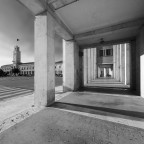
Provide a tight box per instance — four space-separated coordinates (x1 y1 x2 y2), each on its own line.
97 46 113 78
1 45 62 76
1 45 34 75
55 61 63 76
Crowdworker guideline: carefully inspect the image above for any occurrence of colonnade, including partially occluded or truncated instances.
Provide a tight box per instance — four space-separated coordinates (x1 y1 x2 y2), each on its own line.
113 43 130 85
83 44 130 86
83 48 97 85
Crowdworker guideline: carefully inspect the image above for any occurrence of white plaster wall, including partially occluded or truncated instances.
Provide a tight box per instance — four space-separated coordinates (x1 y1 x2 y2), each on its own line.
63 40 80 91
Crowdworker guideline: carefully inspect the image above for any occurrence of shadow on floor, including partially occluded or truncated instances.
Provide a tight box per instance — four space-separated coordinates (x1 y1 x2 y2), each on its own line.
51 102 144 121
81 86 138 96
55 91 64 94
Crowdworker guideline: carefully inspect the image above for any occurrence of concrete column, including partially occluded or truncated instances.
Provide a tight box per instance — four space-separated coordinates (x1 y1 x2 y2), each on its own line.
113 45 116 79
95 48 98 79
120 44 126 83
83 49 88 85
112 45 117 79
115 45 118 80
130 40 136 90
93 48 96 80
98 66 100 78
104 68 106 77
139 26 144 97
91 48 94 80
79 49 83 87
125 43 130 85
136 37 140 94
119 44 122 82
116 45 120 81
88 48 91 82
124 44 127 85
63 40 80 91
34 12 55 107
109 68 112 76
93 48 95 80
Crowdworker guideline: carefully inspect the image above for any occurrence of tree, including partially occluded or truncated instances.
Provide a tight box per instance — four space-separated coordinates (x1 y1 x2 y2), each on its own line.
11 68 20 76
0 69 4 77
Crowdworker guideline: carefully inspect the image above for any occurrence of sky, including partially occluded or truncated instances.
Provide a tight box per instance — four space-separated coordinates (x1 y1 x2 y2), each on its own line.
0 0 62 67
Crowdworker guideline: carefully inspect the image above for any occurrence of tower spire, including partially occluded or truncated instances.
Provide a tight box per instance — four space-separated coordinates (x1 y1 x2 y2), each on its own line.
16 38 20 46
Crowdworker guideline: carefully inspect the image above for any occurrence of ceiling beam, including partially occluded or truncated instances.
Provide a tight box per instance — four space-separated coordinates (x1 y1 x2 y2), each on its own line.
75 18 144 40
80 37 136 49
38 0 73 40
47 0 79 11
47 0 57 4
16 0 45 15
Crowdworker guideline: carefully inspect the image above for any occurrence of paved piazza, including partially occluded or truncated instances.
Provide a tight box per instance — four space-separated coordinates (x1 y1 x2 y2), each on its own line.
0 76 62 99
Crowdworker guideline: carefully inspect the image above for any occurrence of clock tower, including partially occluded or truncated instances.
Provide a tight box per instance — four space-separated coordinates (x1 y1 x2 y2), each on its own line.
13 45 21 68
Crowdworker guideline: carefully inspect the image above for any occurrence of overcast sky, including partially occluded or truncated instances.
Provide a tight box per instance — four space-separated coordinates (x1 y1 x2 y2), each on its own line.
0 0 62 67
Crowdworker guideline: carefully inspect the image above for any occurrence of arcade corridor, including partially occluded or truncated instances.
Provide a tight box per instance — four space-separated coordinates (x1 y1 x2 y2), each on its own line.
83 43 131 90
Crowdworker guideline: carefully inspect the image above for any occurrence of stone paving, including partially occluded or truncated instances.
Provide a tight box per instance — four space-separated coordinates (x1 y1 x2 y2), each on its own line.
1 108 144 144
1 88 144 143
0 85 33 100
0 76 62 90
0 86 68 133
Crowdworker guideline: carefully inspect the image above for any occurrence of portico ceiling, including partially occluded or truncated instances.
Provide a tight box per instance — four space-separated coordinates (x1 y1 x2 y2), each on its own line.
17 0 144 45
54 0 144 34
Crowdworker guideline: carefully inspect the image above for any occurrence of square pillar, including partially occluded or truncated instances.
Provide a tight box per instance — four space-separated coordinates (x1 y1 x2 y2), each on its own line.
116 45 120 81
125 43 130 85
113 45 116 79
88 48 91 82
139 27 144 97
104 68 106 77
34 13 55 107
79 49 83 87
136 37 140 94
130 40 136 90
91 48 94 80
93 48 97 80
120 44 126 83
83 49 88 85
98 66 101 78
93 48 95 80
95 48 98 79
63 40 80 91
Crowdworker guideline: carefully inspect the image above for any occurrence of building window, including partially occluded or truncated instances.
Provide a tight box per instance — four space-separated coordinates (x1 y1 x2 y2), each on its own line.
99 50 104 57
99 49 113 57
106 49 113 56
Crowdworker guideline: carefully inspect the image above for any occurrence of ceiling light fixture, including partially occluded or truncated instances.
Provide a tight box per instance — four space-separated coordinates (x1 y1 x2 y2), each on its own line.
100 38 104 44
